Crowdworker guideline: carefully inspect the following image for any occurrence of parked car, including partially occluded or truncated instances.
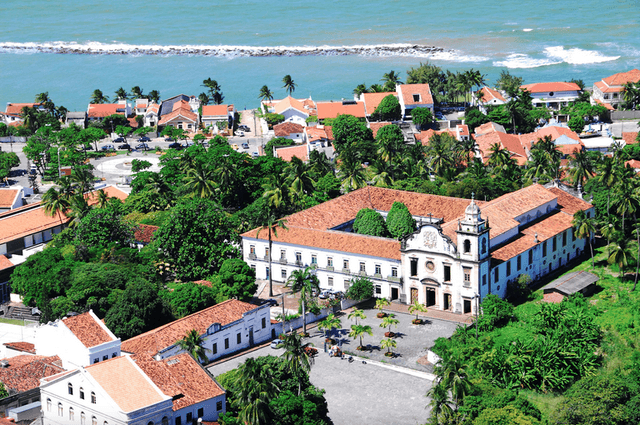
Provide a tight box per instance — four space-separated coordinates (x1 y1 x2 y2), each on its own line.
231 144 239 150
117 143 131 150
101 144 115 151
237 131 245 137
318 290 332 299
332 291 345 300
168 142 182 150
164 137 175 142
238 125 250 132
138 136 151 142
251 152 260 158
135 143 149 150
261 298 278 307
241 143 249 149
113 137 125 143
270 339 283 349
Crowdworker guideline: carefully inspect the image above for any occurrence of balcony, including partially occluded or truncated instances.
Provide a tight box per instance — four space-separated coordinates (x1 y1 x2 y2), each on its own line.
387 275 401 283
279 258 287 265
249 253 257 260
326 266 334 271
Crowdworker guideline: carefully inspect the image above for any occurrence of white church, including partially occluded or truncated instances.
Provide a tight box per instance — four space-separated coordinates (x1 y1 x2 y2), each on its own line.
242 184 594 315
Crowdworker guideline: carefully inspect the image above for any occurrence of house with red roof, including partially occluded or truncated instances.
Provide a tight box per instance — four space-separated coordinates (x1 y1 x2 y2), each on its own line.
304 125 334 150
158 100 199 132
87 101 131 122
264 96 314 126
37 310 121 369
519 125 584 157
592 69 640 109
362 92 397 118
316 100 366 123
242 185 593 315
520 82 581 109
3 103 44 126
0 188 26 213
473 86 507 113
273 121 305 143
201 104 234 133
396 83 434 119
275 143 309 162
474 123 529 166
144 103 160 127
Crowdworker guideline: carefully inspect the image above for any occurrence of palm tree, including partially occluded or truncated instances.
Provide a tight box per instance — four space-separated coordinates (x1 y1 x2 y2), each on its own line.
285 156 315 205
572 209 596 268
380 314 399 336
381 70 403 91
318 314 342 338
308 150 334 178
42 187 69 225
530 135 562 181
353 83 368 98
608 235 633 279
72 168 95 194
338 149 367 192
426 382 454 423
280 331 314 395
96 189 110 209
433 354 472 407
90 89 109 104
147 90 160 104
198 92 210 106
349 324 373 350
568 150 595 188
114 87 128 101
176 329 209 364
487 143 515 178
408 300 428 323
202 78 224 104
347 308 366 326
183 164 216 198
256 210 288 297
234 357 278 425
66 195 92 228
370 159 395 188
130 86 144 99
282 75 297 95
214 155 238 198
285 267 320 336
258 85 274 103
380 338 397 356
262 172 288 210
375 297 390 317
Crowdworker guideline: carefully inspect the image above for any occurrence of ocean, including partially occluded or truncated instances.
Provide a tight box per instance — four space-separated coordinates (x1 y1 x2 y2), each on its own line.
0 0 638 112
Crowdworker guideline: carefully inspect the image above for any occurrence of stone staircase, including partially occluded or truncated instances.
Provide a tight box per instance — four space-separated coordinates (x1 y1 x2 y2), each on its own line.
4 305 40 321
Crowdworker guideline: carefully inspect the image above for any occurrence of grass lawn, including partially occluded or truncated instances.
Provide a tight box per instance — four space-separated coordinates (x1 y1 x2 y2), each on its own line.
0 318 26 326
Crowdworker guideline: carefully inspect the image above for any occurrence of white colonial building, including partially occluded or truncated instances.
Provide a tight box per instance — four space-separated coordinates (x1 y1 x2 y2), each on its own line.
242 185 594 315
521 82 581 109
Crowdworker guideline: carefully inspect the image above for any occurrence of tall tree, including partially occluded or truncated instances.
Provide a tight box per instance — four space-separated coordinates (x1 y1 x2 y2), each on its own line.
256 210 288 297
282 75 297 95
147 90 161 104
42 188 69 225
285 267 320 336
280 331 314 395
130 86 144 99
183 164 216 198
381 70 403 91
572 209 596 268
114 87 129 101
176 329 209 364
233 358 278 425
202 78 224 105
348 324 373 350
258 85 274 103
90 89 109 104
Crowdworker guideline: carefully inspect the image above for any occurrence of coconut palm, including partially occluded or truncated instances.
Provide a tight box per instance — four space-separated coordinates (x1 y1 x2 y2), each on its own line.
114 87 128 101
380 314 399 336
408 300 428 323
66 194 92 228
370 159 395 188
308 150 334 178
572 209 596 268
433 354 472 406
338 148 367 192
90 89 109 104
608 235 633 279
426 382 454 423
258 85 274 103
285 156 315 205
198 92 210 106
202 78 224 104
147 90 160 104
568 150 595 188
349 324 373 350
42 187 69 225
380 338 397 356
353 83 368 98
318 314 342 338
285 267 320 336
347 308 366 326
256 210 288 297
282 75 297 95
130 86 144 99
96 189 110 209
183 164 216 198
487 143 515 178
176 329 209 364
381 70 403 91
71 168 95 194
234 357 278 425
280 331 314 395
262 172 288 210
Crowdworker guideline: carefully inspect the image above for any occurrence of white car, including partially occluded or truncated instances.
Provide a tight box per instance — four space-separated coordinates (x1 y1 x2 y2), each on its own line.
270 339 283 349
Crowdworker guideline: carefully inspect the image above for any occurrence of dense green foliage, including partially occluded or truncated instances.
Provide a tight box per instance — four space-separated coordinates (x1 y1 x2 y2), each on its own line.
0 151 20 181
209 258 257 302
372 94 401 121
352 208 390 238
386 201 416 239
345 276 374 300
265 137 295 157
411 107 434 129
568 116 585 134
164 282 218 318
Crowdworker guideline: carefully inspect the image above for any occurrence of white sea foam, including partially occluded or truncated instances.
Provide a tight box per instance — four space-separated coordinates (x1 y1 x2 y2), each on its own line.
0 40 452 58
523 28 533 32
493 53 561 68
429 50 489 62
544 46 619 64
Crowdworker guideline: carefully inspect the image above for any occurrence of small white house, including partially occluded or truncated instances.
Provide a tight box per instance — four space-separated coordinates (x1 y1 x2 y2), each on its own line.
521 82 581 109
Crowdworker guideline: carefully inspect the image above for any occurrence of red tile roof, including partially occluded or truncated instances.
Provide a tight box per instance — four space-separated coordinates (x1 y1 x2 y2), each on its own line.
369 122 393 138
3 341 35 354
0 255 13 271
274 122 305 137
202 105 229 117
623 132 638 145
362 92 397 116
63 311 116 348
0 355 64 393
548 187 594 215
477 87 506 103
519 126 583 155
475 122 506 136
192 280 213 287
275 144 309 162
133 353 224 411
158 100 198 126
5 103 41 116
521 82 581 94
88 103 125 118
602 69 640 87
397 83 434 106
121 300 259 356
274 96 309 116
316 101 366 120
305 125 333 143
134 224 159 244
475 130 528 165
86 356 166 412
415 129 457 146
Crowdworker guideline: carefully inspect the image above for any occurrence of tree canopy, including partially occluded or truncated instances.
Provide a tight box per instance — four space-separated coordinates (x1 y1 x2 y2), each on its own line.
386 201 416 239
352 208 390 238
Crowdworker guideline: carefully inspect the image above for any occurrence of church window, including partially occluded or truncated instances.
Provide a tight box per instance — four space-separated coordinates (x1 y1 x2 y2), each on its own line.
507 261 511 276
482 275 486 286
553 237 557 252
68 383 73 395
463 267 471 283
81 413 86 425
543 241 547 256
481 238 487 254
528 250 533 264
463 239 471 254
495 268 499 281
563 232 567 247
375 264 381 275
444 265 451 282
410 258 418 277
391 267 398 277
517 255 521 271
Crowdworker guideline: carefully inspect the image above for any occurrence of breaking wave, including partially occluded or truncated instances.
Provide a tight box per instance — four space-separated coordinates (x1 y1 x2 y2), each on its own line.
494 46 620 68
0 41 452 58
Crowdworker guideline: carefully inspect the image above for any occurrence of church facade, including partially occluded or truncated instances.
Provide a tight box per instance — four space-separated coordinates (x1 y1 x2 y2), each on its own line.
241 184 594 315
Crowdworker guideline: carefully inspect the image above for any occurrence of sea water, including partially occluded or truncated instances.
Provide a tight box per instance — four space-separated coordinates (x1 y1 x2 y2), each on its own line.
0 0 638 111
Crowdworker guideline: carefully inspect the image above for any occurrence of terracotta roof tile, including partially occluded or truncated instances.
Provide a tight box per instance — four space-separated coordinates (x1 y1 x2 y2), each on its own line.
475 121 506 136
518 126 581 151
0 255 14 271
158 100 198 126
548 187 594 214
5 103 41 116
3 341 35 354
63 311 116 348
192 280 212 287
133 353 224 411
305 126 333 143
415 129 457 145
275 144 308 162
362 92 397 116
274 122 305 137
623 132 638 145
475 130 527 165
397 83 434 106
274 96 309 116
521 82 581 93
134 224 159 244
121 300 258 356
88 104 126 118
0 189 19 208
86 356 166 412
316 101 366 120
0 355 64 393
477 87 506 103
369 122 393 138
202 105 229 117
602 69 640 87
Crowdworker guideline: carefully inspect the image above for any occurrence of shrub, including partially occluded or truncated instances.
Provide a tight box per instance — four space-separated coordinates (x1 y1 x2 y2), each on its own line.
353 208 390 238
345 276 374 300
478 294 514 331
372 95 401 121
386 201 416 239
411 107 434 129
568 115 585 134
